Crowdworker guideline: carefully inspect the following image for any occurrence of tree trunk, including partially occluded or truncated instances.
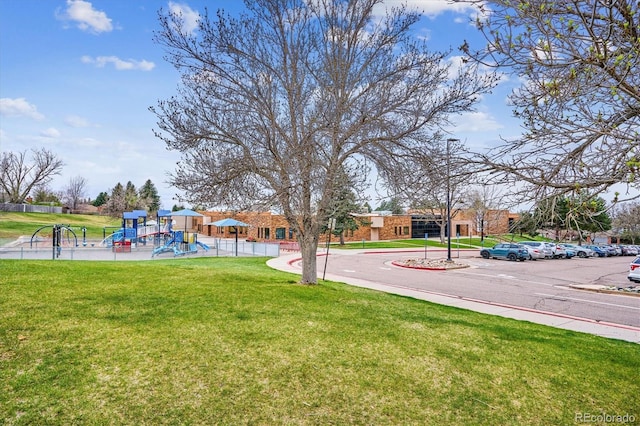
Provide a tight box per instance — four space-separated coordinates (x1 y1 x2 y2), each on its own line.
299 232 319 284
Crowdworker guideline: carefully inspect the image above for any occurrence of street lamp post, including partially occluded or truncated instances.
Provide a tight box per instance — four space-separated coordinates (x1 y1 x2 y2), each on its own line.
446 138 459 262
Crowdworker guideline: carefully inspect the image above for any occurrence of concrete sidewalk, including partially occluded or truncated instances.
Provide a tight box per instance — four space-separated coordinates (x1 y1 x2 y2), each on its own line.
267 253 640 344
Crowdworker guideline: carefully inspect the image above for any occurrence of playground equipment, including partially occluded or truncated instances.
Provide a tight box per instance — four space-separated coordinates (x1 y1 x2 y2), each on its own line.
152 230 210 257
30 224 78 259
100 209 173 250
97 209 209 257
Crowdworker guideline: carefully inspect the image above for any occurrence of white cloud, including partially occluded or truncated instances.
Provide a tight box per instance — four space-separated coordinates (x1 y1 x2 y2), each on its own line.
81 55 155 71
168 2 200 35
0 98 45 120
452 111 503 133
65 115 92 127
40 128 61 138
76 137 104 148
376 0 479 18
58 0 113 34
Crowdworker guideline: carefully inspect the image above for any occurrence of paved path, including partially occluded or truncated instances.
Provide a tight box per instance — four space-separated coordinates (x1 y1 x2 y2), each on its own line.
267 250 640 344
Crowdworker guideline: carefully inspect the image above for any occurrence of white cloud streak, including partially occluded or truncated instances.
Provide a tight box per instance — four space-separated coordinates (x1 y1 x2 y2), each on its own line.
40 128 61 138
58 0 113 34
81 55 155 71
168 2 200 35
65 115 91 128
377 0 479 18
0 98 45 120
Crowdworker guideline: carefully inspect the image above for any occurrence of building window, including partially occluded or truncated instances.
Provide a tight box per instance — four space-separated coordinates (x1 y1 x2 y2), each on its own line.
289 228 294 239
275 227 286 240
403 226 409 235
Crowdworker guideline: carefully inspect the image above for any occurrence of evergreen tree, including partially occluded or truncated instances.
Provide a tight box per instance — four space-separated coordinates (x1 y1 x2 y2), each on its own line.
124 181 138 211
326 182 364 245
534 195 612 241
32 185 61 205
138 179 161 212
92 192 109 207
512 211 538 238
375 198 404 215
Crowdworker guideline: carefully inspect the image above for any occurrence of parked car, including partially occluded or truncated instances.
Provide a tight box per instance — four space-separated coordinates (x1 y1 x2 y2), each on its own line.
628 256 640 283
584 245 607 257
544 242 571 259
599 245 618 257
563 246 576 258
518 244 545 260
480 243 528 261
520 241 553 259
620 245 638 256
559 243 594 258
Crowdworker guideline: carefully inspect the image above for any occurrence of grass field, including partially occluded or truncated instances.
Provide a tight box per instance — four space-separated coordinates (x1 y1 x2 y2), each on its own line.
330 237 502 250
1 258 638 425
0 212 120 240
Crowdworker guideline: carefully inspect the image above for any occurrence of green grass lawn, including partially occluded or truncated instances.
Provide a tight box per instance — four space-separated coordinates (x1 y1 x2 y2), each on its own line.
331 236 503 250
1 258 638 425
0 212 120 240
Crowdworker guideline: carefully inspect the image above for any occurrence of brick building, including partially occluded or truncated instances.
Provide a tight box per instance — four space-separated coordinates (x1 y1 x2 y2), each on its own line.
191 209 518 243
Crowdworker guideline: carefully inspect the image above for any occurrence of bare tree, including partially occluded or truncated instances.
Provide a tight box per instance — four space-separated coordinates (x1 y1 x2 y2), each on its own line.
467 184 505 242
612 201 640 243
62 176 88 211
103 183 126 218
0 148 64 203
381 138 472 244
462 0 640 203
152 0 496 283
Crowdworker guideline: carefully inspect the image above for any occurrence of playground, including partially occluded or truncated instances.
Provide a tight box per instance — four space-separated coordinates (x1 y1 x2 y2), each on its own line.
1 209 281 260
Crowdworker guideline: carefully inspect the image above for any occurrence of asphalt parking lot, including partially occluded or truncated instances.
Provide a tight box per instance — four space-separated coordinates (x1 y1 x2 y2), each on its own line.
317 249 640 329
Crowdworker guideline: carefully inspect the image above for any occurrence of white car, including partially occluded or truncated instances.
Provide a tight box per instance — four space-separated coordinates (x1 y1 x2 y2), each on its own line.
629 256 640 283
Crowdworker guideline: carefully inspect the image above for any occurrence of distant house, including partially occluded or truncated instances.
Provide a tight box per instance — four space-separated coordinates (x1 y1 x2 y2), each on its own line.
74 203 99 214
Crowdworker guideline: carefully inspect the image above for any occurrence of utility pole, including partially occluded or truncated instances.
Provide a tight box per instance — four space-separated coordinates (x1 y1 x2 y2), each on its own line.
446 138 459 262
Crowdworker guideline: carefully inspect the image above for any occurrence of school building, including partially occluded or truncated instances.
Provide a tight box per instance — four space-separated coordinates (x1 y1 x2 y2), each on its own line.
191 209 519 243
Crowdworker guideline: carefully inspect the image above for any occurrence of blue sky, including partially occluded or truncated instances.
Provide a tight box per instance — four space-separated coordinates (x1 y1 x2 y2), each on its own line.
0 0 522 209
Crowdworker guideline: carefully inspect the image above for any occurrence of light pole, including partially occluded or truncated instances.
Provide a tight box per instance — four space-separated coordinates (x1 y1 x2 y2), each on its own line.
446 138 459 262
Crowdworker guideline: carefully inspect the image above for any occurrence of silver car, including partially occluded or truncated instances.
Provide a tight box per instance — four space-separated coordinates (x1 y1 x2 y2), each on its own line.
560 243 594 258
518 243 546 260
520 241 553 259
544 242 568 259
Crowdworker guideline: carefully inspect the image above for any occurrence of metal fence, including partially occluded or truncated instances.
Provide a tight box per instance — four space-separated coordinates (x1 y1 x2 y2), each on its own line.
0 238 283 261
